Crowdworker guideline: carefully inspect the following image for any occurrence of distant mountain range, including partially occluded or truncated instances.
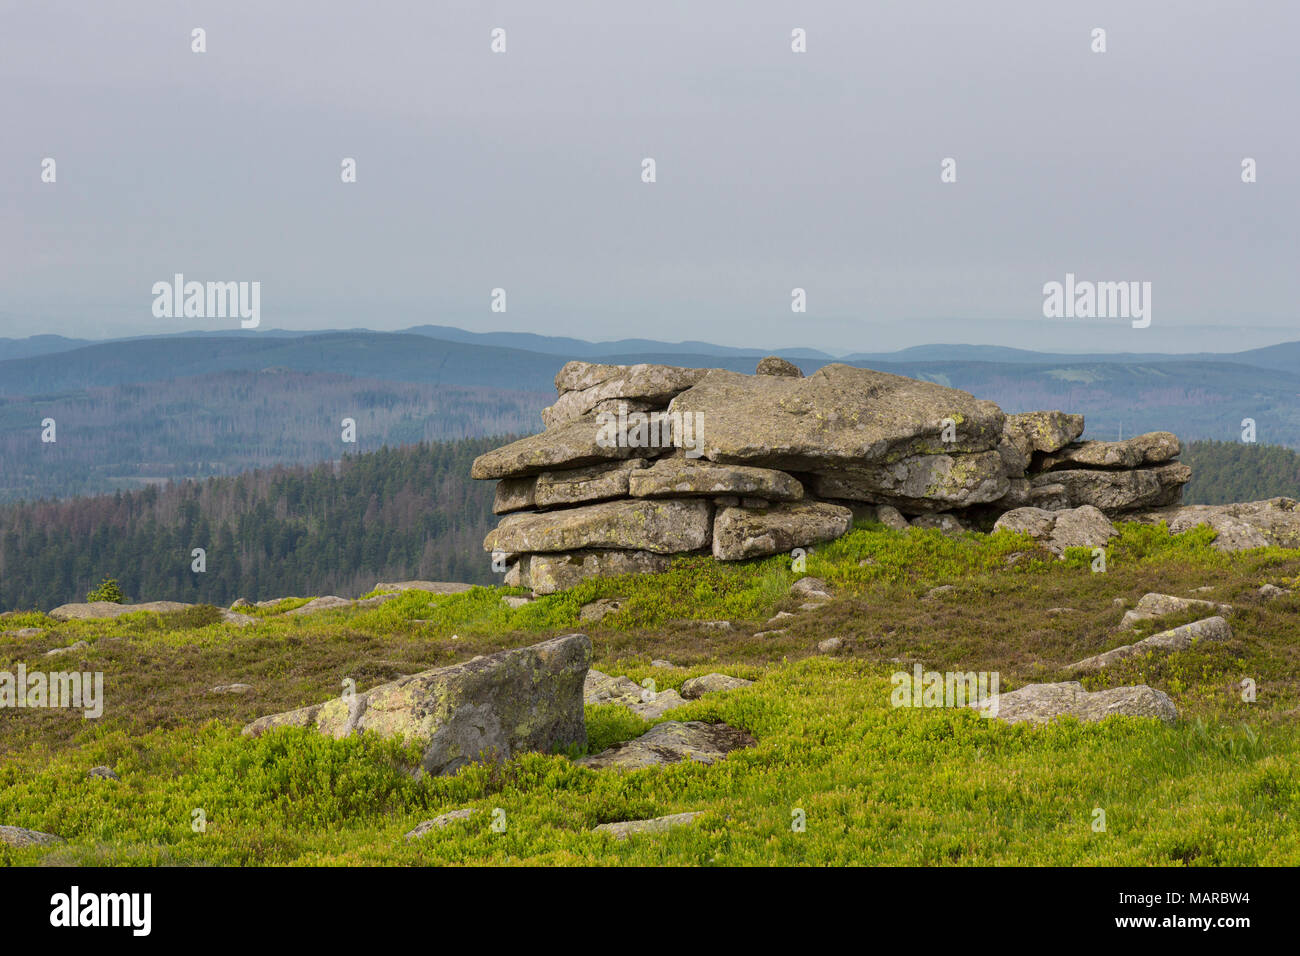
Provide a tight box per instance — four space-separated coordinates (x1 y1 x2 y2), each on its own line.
1 325 1298 500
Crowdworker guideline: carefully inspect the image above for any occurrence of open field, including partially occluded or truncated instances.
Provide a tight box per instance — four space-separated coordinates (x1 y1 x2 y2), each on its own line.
2 521 1298 866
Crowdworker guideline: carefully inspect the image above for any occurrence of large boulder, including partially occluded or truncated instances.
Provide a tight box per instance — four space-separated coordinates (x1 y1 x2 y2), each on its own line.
48 600 191 621
971 681 1178 725
525 550 672 595
1069 616 1232 673
242 634 590 776
1118 592 1232 629
1126 498 1300 552
542 362 712 428
809 450 1008 512
628 458 803 501
532 460 650 509
1005 411 1086 454
668 365 1006 472
992 505 1116 555
485 499 712 555
471 415 658 480
1030 462 1189 513
712 501 853 560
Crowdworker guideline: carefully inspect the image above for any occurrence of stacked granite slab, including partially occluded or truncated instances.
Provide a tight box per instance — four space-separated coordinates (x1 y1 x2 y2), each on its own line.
472 358 1189 593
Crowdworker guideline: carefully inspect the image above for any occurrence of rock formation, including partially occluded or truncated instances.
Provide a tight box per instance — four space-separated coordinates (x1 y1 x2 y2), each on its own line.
473 358 1192 593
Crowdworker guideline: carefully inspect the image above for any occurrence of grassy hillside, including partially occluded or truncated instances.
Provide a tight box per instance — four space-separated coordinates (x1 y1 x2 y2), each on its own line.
2 519 1297 865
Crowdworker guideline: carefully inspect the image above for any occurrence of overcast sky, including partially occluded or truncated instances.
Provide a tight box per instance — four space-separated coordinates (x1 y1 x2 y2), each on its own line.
2 0 1296 353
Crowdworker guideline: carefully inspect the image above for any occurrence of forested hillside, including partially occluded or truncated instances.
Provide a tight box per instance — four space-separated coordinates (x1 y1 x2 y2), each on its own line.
0 437 511 611
1181 440 1300 504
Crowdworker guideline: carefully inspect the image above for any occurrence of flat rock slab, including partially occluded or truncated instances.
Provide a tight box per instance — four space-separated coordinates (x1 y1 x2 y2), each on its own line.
471 415 660 480
371 581 475 596
244 634 591 776
971 681 1178 725
1038 432 1181 470
810 451 1009 512
532 460 649 509
584 669 645 704
593 811 701 840
578 720 756 770
0 825 64 847
628 689 687 720
681 673 753 699
628 458 803 501
1005 411 1086 455
1119 593 1232 629
47 600 191 621
1070 616 1232 674
1033 463 1190 514
543 362 711 428
712 501 852 560
487 498 712 555
285 595 352 616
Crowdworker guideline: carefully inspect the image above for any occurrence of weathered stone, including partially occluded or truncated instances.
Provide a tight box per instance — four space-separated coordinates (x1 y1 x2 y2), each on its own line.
817 637 844 654
909 513 970 536
593 811 701 839
0 825 64 847
755 356 803 377
44 641 88 657
527 550 672 595
629 689 686 720
1069 617 1232 673
583 669 644 704
471 415 658 480
875 504 911 530
992 505 1116 555
1259 583 1291 600
210 683 253 694
372 581 477 596
543 363 712 427
577 720 756 770
1031 463 1189 514
1118 592 1232 629
555 361 625 393
244 634 591 776
669 365 1005 472
533 459 649 508
1126 498 1300 552
501 595 532 609
1006 411 1085 454
810 451 1009 512
2 628 44 638
285 595 352 616
220 610 258 626
790 576 830 599
405 808 476 839
493 476 537 514
1039 432 1182 471
971 681 1177 725
629 458 803 501
712 502 852 560
680 673 753 699
578 598 625 623
87 766 119 781
48 600 190 621
487 499 711 556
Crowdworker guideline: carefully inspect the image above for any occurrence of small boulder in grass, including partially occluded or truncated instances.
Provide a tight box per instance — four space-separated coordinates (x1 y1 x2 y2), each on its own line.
680 673 753 699
87 766 120 781
0 825 64 847
405 808 476 840
593 811 701 840
790 577 830 599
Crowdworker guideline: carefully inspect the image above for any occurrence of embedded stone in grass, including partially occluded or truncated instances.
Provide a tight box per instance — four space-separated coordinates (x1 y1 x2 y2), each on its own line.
1259 583 1291 600
628 689 687 720
577 720 756 770
971 681 1178 725
790 576 829 598
526 549 671 595
583 669 643 705
650 659 676 668
211 683 253 694
817 637 844 654
487 499 713 555
0 825 64 847
44 641 88 656
86 766 119 781
47 600 191 621
285 595 353 616
712 501 852 560
1068 617 1232 674
909 513 970 536
925 585 956 599
680 673 753 699
579 597 625 623
1118 593 1232 630
243 634 590 777
220 610 258 626
1125 498 1300 551
875 505 910 531
501 596 532 609
593 811 701 839
2 628 45 638
405 808 476 840
992 504 1116 555
372 581 476 595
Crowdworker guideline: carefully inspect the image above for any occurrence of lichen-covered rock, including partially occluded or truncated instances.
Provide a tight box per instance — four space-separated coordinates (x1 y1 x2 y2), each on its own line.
755 356 803 377
0 825 64 847
526 550 672 595
1005 411 1085 454
1118 592 1232 629
583 669 644 704
680 673 753 699
1030 462 1189 513
526 459 651 509
909 513 970 536
577 720 756 770
1126 498 1300 552
542 363 712 428
285 595 352 616
1069 616 1232 673
810 451 1009 512
593 812 701 839
668 365 1005 471
47 600 190 621
405 808 476 839
712 501 852 560
243 634 590 776
486 499 712 555
971 681 1177 725
493 476 537 514
628 458 803 501
471 415 658 480
1038 432 1182 470
992 505 1116 554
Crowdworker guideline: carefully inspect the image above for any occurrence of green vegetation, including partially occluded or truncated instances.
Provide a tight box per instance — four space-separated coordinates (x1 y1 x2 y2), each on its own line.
2 519 1298 866
1182 440 1300 504
85 577 124 604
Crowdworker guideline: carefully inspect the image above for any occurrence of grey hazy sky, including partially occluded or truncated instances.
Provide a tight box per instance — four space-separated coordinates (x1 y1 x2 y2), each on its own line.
2 0 1296 353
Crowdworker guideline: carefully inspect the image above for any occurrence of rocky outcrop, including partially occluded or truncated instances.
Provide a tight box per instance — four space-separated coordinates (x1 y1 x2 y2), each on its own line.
971 681 1178 725
593 812 701 839
993 505 1117 555
474 359 1193 592
243 634 590 776
1126 497 1300 552
1118 593 1233 629
1068 617 1232 674
578 720 756 770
